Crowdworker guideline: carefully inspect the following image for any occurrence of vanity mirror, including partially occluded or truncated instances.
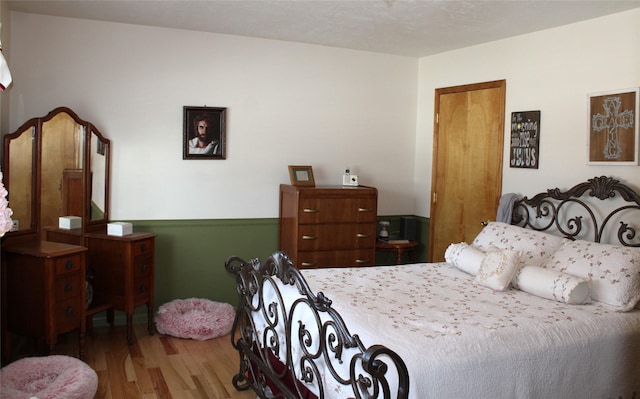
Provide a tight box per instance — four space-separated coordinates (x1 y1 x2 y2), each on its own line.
2 107 155 361
2 107 110 239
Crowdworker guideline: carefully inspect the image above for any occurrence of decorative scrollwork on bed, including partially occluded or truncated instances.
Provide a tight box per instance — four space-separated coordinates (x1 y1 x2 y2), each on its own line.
512 175 640 246
225 252 409 399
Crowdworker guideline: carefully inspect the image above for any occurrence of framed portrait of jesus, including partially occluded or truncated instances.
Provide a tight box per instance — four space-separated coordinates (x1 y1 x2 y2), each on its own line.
183 106 227 159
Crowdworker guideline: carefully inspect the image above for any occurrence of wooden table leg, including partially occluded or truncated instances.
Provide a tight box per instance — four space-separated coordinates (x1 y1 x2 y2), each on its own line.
147 303 155 335
396 249 403 264
126 314 133 345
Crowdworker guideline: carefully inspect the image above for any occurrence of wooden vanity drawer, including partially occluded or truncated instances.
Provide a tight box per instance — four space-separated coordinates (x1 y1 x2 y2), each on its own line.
55 298 83 332
133 239 154 257
55 272 82 301
55 255 82 275
133 256 153 279
133 277 152 301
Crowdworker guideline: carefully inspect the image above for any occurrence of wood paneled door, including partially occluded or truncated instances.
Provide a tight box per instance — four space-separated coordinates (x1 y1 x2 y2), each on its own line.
429 80 506 262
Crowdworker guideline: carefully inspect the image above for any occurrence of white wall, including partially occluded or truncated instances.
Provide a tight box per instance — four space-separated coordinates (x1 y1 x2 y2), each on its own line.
7 9 640 222
7 12 418 219
415 9 640 217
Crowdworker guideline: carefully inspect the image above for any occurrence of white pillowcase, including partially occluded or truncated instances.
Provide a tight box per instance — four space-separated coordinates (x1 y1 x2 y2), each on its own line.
475 247 521 291
471 222 565 268
444 242 484 275
514 265 591 304
541 239 640 311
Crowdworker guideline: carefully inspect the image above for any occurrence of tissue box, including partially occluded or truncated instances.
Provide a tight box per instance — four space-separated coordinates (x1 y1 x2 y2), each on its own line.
59 216 82 229
107 222 133 236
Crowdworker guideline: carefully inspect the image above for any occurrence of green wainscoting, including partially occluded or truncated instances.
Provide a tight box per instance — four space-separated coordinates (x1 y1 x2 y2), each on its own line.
99 216 428 325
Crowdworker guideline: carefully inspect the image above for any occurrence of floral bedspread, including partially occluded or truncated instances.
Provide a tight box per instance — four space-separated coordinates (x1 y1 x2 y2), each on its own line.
298 262 640 399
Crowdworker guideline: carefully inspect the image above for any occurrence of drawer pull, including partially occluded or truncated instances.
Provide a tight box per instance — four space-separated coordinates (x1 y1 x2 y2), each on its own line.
140 244 147 253
140 264 148 273
66 306 74 316
355 259 370 264
356 233 369 238
358 208 372 212
65 260 73 270
65 282 73 292
302 235 318 240
301 262 316 267
303 208 319 213
139 283 147 293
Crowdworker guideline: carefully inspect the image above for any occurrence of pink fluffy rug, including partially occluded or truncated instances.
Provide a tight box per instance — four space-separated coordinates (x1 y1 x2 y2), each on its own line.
0 355 98 399
155 298 235 340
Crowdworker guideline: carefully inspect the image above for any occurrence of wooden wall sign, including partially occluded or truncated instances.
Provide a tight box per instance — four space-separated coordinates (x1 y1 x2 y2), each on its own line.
510 110 540 169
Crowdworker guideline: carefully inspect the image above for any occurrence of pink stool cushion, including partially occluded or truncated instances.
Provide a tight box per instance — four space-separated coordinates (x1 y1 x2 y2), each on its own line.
0 355 98 399
155 298 235 340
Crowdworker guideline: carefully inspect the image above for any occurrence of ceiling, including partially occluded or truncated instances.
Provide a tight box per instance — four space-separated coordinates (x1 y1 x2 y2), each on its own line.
8 0 640 57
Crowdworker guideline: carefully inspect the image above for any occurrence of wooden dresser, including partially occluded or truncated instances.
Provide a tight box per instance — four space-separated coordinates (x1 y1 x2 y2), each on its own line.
279 184 377 268
84 231 156 344
1 240 87 363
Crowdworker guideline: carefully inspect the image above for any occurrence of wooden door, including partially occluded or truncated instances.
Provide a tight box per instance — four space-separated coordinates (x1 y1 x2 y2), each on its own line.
428 80 506 262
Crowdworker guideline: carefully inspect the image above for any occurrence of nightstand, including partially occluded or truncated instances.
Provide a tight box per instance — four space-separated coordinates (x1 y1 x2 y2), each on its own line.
376 240 419 264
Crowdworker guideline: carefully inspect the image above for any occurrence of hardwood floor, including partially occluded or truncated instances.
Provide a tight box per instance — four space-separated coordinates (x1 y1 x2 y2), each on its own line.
8 324 256 399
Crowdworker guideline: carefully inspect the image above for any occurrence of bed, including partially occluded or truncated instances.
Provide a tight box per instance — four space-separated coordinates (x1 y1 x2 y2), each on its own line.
225 175 640 399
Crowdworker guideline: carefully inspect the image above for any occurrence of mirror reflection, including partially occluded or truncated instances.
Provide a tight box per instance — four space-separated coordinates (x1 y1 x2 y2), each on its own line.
90 129 108 221
6 125 35 232
40 111 85 229
2 107 110 238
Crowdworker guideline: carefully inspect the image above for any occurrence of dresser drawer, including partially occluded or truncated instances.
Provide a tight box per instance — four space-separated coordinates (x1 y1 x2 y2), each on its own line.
298 198 376 224
297 224 376 251
133 239 154 257
133 277 152 302
55 272 82 301
55 254 82 275
297 249 375 269
133 255 153 279
55 298 83 333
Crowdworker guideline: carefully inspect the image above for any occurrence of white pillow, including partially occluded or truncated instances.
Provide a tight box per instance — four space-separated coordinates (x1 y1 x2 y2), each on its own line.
475 247 521 291
541 240 640 311
514 265 590 304
471 222 565 268
444 242 484 275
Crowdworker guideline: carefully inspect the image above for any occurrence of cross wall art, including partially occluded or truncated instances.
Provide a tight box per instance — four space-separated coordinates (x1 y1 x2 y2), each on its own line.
588 88 639 165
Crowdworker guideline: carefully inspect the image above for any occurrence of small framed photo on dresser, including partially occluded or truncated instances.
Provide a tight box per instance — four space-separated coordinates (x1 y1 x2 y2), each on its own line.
288 165 315 187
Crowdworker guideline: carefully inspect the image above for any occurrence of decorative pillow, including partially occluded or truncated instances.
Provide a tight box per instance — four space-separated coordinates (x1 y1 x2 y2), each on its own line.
444 242 484 275
541 240 640 311
475 247 521 291
471 222 566 268
514 265 591 304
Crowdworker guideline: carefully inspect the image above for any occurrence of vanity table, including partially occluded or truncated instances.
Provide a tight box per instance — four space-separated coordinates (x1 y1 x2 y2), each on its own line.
1 240 87 362
1 107 155 362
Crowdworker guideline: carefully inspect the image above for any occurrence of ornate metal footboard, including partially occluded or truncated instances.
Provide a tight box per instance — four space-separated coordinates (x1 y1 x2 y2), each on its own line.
225 252 409 399
512 175 640 246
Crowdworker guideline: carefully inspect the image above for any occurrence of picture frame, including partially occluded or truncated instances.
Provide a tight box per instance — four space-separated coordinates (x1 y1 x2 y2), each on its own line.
509 110 540 169
288 165 315 187
183 106 226 159
587 88 639 165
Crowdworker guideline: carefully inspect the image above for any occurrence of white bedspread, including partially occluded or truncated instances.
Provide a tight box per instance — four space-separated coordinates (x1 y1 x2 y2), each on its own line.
299 262 640 399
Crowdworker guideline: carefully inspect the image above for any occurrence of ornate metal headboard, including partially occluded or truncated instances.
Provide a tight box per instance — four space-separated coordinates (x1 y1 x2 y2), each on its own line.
512 176 640 246
225 252 409 399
